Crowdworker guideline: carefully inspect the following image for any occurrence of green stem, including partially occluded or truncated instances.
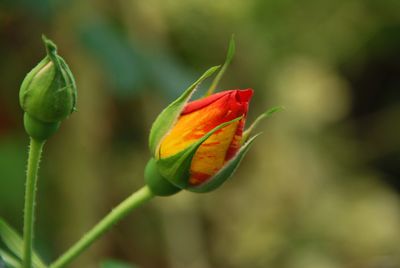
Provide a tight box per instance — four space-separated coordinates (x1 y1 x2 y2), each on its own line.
23 138 45 268
49 186 155 268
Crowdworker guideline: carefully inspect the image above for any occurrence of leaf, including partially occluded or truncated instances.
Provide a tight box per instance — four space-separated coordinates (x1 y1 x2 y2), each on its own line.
156 117 242 189
189 133 260 193
0 249 20 268
205 34 235 96
148 65 220 157
0 218 46 268
242 106 284 142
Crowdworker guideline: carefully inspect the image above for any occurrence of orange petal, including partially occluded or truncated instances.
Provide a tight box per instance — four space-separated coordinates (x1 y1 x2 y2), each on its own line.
189 120 239 185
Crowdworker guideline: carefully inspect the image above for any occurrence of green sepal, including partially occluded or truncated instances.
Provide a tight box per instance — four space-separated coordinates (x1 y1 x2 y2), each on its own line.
0 218 47 268
205 35 235 96
188 133 260 193
42 35 77 114
148 65 220 158
242 106 284 142
57 53 78 113
19 56 51 106
144 158 181 196
156 116 242 189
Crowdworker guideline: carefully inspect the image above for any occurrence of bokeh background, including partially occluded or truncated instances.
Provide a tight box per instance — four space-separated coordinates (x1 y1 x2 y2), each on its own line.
1 0 400 267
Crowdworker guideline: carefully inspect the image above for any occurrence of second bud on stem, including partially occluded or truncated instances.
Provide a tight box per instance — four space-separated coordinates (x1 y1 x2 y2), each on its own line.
19 35 77 141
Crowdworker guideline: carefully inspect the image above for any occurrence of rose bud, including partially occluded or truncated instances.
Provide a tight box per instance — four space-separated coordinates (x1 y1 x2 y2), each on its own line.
145 66 261 196
160 88 253 186
19 35 77 141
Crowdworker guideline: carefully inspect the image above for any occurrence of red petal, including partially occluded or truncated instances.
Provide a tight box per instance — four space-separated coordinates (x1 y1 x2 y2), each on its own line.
182 89 253 115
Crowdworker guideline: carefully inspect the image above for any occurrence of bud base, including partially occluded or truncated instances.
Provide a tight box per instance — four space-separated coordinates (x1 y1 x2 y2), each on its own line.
145 158 181 196
24 113 60 141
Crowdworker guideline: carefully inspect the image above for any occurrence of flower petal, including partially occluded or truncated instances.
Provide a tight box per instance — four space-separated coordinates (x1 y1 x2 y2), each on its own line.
189 120 239 185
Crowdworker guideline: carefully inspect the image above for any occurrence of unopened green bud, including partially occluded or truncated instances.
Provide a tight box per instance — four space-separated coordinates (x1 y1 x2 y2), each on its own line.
19 35 77 141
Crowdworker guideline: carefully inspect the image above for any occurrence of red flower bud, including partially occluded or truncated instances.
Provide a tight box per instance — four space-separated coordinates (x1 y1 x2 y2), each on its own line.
145 42 281 196
159 89 253 186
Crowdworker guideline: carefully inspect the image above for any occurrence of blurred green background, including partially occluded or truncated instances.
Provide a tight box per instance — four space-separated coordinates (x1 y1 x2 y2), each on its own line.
1 0 400 267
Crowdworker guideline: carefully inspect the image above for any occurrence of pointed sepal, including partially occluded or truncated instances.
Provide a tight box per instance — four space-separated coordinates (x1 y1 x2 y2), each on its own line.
188 133 260 193
156 117 242 189
205 35 235 96
148 66 220 158
242 106 284 142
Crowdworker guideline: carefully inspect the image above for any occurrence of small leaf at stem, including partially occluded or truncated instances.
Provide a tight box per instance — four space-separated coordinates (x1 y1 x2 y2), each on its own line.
0 218 46 268
0 249 21 268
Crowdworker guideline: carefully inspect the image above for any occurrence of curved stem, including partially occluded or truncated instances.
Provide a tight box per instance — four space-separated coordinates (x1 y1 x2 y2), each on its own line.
50 186 155 268
23 138 45 268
